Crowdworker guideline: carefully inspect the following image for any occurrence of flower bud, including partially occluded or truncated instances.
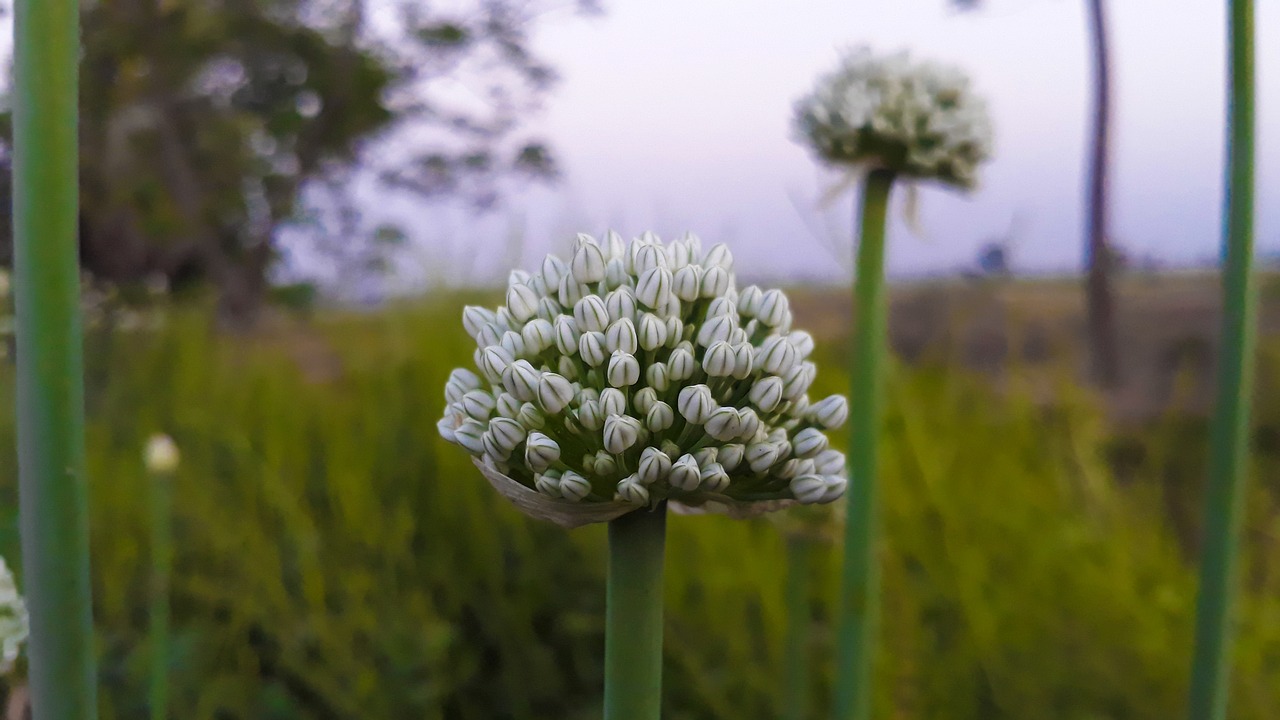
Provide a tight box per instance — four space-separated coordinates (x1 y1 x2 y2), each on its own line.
635 267 673 309
476 324 502 350
646 363 671 392
672 265 703 302
821 475 847 502
535 471 563 498
658 294 682 320
645 401 674 432
479 346 515 383
607 351 641 387
542 253 568 287
604 229 627 260
521 318 555 354
518 403 546 430
603 414 643 454
495 306 516 330
634 243 668 273
616 475 650 505
677 384 715 424
599 388 627 418
604 258 629 289
702 243 733 269
792 427 829 458
501 359 541 402
605 286 637 323
746 442 781 473
757 289 789 327
577 398 603 431
699 462 730 492
782 362 816 400
706 297 738 320
509 269 532 286
737 285 763 317
553 315 580 356
495 393 522 418
692 447 718 468
637 313 668 351
637 447 672 485
669 454 702 491
665 317 685 347
500 330 526 358
749 376 784 412
558 274 590 306
790 474 827 504
536 296 561 322
788 330 816 358
525 432 561 471
759 336 799 375
633 387 658 415
702 341 736 377
573 296 609 333
560 471 592 501
461 390 496 420
717 443 745 471
700 266 732 298
606 318 639 354
489 416 527 450
536 373 575 414
705 407 742 441
506 283 539 323
813 449 846 475
571 240 606 283
445 368 482 404
579 331 608 367
736 407 762 441
775 458 815 480
810 395 850 429
593 450 617 476
668 346 697 380
731 343 754 379
462 306 498 341
455 419 487 454
696 314 735 347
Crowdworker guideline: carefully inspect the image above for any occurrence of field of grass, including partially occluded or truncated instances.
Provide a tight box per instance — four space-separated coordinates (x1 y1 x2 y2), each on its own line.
1 275 1280 719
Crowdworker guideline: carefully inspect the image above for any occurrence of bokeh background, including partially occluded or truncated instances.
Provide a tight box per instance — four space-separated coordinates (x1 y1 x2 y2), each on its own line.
2 0 1280 718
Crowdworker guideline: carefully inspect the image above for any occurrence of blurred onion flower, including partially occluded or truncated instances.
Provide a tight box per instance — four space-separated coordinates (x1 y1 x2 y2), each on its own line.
439 231 849 525
0 556 29 675
793 46 993 189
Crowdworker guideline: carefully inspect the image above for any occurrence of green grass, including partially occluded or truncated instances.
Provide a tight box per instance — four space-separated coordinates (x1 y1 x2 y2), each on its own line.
1 296 1279 718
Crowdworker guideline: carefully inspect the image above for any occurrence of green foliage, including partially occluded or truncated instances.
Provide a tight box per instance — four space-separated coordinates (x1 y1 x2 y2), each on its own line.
1 299 1279 718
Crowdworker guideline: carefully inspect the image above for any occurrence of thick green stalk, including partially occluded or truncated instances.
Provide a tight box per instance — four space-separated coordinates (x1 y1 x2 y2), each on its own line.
1187 1 1256 718
12 0 99 718
604 505 667 720
149 469 174 720
833 168 894 720
782 535 814 720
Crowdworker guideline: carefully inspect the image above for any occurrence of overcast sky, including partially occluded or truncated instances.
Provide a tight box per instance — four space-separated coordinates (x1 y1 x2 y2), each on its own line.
413 0 1279 285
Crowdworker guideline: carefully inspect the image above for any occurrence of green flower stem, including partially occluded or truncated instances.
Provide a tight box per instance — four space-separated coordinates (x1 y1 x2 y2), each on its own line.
833 168 895 720
604 505 668 720
149 468 174 720
12 0 99 718
782 534 814 720
1187 1 1256 718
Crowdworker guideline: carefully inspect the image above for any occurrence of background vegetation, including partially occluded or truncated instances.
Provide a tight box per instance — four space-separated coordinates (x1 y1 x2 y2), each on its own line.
2 285 1278 719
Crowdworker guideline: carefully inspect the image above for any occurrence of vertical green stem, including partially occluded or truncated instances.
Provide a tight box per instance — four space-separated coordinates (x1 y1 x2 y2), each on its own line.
604 505 667 720
833 168 894 720
1187 1 1256 718
782 535 814 720
12 0 99 718
149 469 173 720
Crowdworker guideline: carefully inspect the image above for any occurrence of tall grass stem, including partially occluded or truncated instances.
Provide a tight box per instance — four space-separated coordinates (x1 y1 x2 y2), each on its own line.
834 168 894 720
12 0 99 717
782 535 814 720
604 505 667 720
1187 1 1256 718
149 469 174 720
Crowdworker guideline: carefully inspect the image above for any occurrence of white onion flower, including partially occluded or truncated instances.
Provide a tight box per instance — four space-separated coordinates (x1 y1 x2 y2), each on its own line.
0 557 29 674
793 46 993 189
439 231 849 511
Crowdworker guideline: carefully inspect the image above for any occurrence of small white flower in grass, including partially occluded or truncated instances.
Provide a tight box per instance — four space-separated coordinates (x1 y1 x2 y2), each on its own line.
0 557 29 675
811 395 850 430
145 434 180 474
525 432 561 471
793 46 993 190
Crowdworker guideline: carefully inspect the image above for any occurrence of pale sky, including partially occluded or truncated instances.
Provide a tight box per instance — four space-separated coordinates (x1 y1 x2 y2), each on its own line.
411 0 1280 286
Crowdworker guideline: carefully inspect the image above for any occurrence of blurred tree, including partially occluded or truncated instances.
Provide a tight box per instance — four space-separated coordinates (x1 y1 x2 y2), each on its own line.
0 0 593 323
954 0 1120 387
977 242 1010 276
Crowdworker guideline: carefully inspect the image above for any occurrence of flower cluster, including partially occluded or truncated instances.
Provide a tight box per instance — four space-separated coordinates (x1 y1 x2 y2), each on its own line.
438 231 849 510
793 47 993 189
0 556 29 675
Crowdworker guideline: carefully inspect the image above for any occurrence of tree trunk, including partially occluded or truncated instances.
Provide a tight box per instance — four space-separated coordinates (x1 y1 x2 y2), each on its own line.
1084 0 1121 388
